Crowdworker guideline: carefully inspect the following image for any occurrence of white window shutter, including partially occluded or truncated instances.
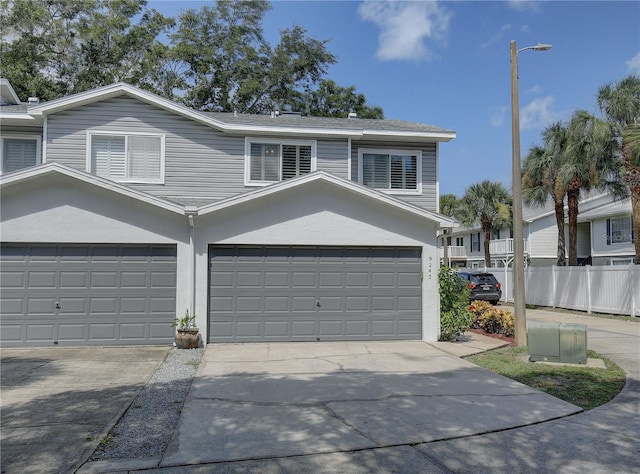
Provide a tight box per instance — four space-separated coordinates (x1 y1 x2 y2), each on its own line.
2 139 37 173
128 136 161 180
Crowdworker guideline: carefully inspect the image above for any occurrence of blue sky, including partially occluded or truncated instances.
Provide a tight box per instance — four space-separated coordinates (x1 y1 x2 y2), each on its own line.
149 0 640 197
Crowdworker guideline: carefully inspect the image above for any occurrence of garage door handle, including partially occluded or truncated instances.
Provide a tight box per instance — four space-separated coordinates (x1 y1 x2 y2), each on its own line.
316 301 321 308
55 302 61 309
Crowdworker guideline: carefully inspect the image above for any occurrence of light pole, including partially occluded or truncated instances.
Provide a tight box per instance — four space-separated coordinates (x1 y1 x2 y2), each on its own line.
510 40 551 346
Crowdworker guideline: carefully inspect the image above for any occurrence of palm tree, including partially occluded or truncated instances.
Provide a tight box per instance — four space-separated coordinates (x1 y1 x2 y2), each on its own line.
522 122 569 266
439 193 460 267
458 181 511 268
597 75 640 262
563 110 624 265
439 193 460 218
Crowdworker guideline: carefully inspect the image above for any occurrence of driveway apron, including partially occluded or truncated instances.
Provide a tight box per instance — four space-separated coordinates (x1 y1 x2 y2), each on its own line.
0 346 170 474
160 341 581 468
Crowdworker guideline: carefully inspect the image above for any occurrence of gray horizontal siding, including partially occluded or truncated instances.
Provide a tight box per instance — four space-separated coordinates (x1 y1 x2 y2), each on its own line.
45 96 351 203
317 139 349 179
350 140 437 211
46 96 245 202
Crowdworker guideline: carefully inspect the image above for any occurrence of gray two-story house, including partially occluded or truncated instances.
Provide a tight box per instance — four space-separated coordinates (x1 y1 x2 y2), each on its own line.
0 79 456 347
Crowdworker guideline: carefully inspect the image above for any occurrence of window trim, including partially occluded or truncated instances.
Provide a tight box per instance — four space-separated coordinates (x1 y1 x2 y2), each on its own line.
606 216 634 245
244 137 317 186
86 130 165 184
610 257 635 265
357 148 422 195
0 134 42 175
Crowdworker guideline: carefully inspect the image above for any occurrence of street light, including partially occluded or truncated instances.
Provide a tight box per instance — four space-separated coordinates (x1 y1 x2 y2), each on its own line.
510 40 551 346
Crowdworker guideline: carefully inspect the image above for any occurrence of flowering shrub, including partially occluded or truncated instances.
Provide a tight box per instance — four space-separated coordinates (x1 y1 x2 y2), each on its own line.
468 300 515 337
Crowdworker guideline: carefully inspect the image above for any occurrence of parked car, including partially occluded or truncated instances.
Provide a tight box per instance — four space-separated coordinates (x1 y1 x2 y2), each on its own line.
457 271 502 305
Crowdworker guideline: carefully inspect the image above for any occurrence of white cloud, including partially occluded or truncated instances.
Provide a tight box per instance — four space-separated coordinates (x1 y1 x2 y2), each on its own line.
480 24 512 49
358 0 451 61
507 1 541 13
526 84 541 95
520 96 560 130
489 105 509 127
626 51 640 73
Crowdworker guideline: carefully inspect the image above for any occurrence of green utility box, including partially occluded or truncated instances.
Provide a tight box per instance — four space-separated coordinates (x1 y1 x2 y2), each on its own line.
528 321 587 365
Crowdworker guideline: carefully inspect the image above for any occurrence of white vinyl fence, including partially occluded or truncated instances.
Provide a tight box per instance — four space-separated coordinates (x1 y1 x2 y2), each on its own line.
481 265 640 317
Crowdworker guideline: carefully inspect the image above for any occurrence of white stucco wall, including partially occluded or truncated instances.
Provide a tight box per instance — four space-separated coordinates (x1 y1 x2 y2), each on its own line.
0 175 192 320
1 174 444 344
194 180 441 342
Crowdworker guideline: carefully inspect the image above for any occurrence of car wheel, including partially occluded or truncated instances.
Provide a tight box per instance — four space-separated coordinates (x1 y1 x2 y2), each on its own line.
490 300 498 305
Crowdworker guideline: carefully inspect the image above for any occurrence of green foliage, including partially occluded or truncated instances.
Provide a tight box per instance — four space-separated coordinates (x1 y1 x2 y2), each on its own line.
1 0 382 118
439 267 472 341
457 180 512 267
0 0 174 100
172 309 197 330
469 300 514 337
289 79 383 118
439 193 460 218
467 347 626 410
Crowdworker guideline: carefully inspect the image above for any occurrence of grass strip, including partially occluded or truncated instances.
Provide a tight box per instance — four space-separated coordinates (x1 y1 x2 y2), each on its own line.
466 347 626 410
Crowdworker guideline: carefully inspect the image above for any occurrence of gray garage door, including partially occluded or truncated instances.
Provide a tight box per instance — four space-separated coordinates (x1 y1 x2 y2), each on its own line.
209 246 422 342
0 244 177 347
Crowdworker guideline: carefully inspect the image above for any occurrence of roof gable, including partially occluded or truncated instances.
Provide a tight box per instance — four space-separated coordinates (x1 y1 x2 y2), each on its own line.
197 170 457 227
0 162 184 214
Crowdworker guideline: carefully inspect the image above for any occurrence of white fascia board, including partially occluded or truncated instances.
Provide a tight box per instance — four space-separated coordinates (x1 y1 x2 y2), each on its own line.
362 130 456 142
0 78 22 104
0 113 38 123
578 198 632 221
28 83 225 130
222 123 363 138
197 171 456 226
0 162 184 215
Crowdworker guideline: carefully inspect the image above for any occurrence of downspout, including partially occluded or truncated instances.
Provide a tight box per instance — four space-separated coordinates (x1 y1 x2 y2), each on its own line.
185 207 197 320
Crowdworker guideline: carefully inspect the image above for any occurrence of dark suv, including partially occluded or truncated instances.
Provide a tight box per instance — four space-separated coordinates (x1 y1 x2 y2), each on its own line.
457 271 502 305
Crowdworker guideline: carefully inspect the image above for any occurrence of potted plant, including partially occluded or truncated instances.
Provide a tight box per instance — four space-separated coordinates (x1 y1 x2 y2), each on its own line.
172 309 200 349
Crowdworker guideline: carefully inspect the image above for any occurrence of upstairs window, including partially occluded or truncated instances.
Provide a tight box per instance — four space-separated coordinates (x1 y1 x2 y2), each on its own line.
245 138 315 185
88 132 164 183
1 136 41 174
607 216 634 244
358 149 421 194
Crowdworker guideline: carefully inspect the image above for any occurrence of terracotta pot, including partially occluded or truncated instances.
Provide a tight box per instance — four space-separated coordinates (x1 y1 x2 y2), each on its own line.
175 328 200 349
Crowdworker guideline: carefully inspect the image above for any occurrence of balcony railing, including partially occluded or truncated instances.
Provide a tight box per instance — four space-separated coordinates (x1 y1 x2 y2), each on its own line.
439 246 467 259
489 238 528 256
438 239 528 259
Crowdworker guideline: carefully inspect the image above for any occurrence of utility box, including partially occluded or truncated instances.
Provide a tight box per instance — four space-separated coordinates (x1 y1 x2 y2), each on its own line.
528 321 587 365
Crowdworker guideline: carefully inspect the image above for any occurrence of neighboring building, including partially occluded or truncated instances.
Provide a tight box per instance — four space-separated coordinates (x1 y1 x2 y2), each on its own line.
439 192 635 268
0 80 456 347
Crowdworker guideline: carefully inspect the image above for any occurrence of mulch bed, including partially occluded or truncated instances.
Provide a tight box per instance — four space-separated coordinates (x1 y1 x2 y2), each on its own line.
467 328 517 347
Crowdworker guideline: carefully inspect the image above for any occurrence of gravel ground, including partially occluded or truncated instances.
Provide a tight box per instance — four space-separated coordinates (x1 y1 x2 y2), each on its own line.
90 347 204 461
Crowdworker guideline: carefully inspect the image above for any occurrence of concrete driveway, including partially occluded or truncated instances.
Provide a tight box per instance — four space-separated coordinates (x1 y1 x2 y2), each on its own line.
0 346 170 474
159 341 581 469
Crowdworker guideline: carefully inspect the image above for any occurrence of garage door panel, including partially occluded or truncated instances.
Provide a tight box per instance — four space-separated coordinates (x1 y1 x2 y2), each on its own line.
27 324 56 341
265 321 288 337
58 324 86 341
0 244 176 347
209 245 421 342
29 271 57 288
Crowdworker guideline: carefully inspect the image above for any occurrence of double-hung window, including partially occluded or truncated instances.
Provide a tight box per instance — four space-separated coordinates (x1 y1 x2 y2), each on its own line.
245 138 316 185
358 149 421 194
607 216 634 245
1 135 41 174
88 132 164 183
